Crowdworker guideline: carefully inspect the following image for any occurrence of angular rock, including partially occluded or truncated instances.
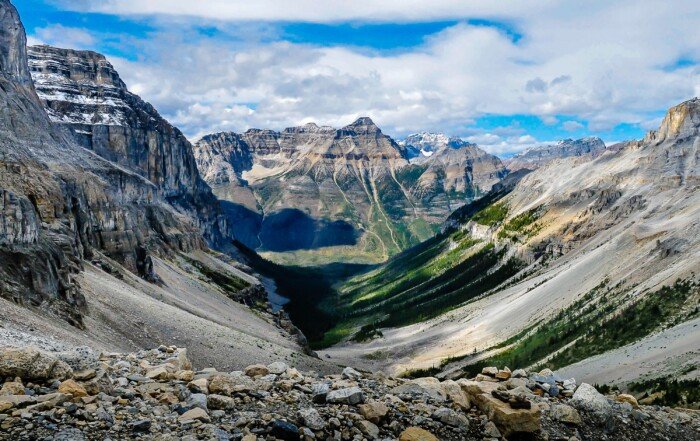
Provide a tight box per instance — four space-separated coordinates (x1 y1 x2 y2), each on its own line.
326 387 364 405
0 380 24 396
208 374 236 396
311 382 330 403
571 383 611 415
244 364 270 377
207 394 235 410
58 379 88 398
551 404 582 425
615 393 639 408
358 401 389 423
179 407 210 423
298 407 326 430
356 419 380 438
472 392 541 438
270 419 299 441
399 427 439 441
432 407 469 428
0 348 73 381
341 366 363 380
438 379 468 410
267 361 288 375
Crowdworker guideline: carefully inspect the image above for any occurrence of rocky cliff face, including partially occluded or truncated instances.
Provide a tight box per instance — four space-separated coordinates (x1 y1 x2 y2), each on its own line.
27 45 226 245
195 125 506 263
506 137 606 171
0 0 207 326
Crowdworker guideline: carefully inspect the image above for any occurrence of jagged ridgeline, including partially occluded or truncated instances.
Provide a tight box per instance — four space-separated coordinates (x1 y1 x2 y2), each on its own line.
321 99 699 384
194 124 507 265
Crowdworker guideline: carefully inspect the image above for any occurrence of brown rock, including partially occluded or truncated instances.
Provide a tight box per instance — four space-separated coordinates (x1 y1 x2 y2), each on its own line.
176 370 194 382
358 401 389 423
178 407 210 423
244 364 270 377
145 366 170 380
0 381 24 396
209 375 236 396
158 392 179 405
187 378 208 394
616 393 640 408
495 367 512 380
58 379 88 398
399 427 439 441
208 394 235 410
441 379 470 410
0 348 73 381
473 393 541 438
73 369 97 381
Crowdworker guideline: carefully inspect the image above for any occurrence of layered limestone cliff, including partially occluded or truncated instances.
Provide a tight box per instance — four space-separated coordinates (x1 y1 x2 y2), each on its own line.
0 0 210 326
27 45 226 245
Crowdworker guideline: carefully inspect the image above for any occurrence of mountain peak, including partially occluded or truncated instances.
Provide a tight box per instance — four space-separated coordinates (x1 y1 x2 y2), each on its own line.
654 97 700 142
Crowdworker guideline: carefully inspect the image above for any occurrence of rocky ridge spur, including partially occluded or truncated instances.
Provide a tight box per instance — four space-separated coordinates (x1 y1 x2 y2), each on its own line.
1 346 698 440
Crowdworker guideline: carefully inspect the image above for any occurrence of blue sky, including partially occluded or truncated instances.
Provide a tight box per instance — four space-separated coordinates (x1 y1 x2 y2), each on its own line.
15 0 700 156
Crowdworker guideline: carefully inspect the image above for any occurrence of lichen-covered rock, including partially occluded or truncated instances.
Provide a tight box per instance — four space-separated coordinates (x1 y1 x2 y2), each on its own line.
0 347 73 381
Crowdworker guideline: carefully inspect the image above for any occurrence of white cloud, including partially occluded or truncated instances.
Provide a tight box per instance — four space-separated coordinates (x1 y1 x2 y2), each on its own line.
36 0 700 147
562 120 584 132
32 24 97 50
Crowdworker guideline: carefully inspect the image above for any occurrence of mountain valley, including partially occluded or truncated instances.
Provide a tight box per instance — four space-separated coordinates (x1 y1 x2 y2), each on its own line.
1 1 699 439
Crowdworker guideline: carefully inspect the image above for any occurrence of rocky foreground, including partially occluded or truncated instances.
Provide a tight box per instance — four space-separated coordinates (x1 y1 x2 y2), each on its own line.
0 347 698 440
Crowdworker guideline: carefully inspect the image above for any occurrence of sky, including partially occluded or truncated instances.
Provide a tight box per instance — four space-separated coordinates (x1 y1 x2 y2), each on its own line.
15 0 700 156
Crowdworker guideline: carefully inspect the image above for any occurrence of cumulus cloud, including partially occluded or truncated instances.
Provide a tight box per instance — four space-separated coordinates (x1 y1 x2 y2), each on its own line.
35 0 700 148
32 24 97 50
562 120 584 132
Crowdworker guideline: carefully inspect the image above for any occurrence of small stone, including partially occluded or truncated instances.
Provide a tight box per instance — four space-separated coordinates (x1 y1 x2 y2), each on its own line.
571 383 611 415
179 407 210 423
358 401 389 423
73 369 97 381
267 362 288 375
58 379 88 398
341 366 363 380
176 370 195 382
483 421 501 438
495 368 512 380
187 378 208 394
326 387 364 405
511 369 527 378
551 404 582 425
432 407 469 427
145 366 169 380
311 382 330 403
208 375 236 396
615 394 639 408
399 427 439 441
207 394 235 410
0 381 24 396
356 419 379 438
244 364 269 377
482 366 499 377
270 419 299 441
130 419 151 432
298 407 326 430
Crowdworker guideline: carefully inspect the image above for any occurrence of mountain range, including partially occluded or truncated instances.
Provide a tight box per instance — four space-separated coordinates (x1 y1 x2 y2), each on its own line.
194 122 507 264
1 0 698 435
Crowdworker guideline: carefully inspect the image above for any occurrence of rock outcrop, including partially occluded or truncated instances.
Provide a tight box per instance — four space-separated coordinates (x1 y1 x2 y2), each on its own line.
2 346 699 440
27 45 227 246
194 125 506 262
506 137 606 171
0 0 208 326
